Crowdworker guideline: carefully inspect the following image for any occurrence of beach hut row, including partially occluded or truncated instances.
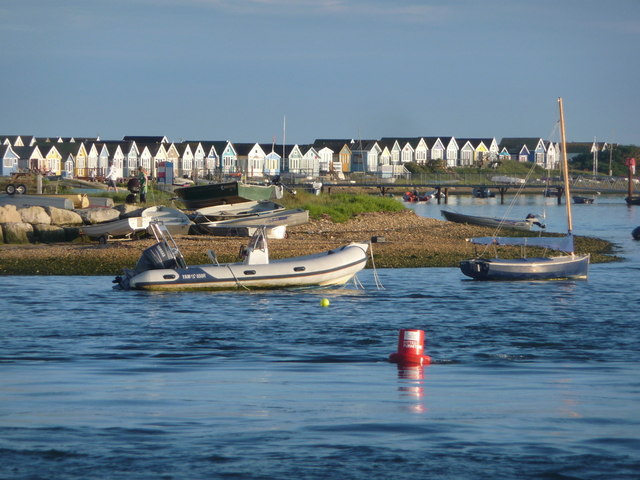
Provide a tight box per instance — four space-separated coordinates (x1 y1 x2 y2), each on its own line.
1 134 561 181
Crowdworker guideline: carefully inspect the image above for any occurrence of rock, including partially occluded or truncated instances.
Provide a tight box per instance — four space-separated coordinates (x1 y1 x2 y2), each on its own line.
114 204 144 216
19 206 51 225
0 204 22 223
63 227 82 241
2 222 34 244
76 207 121 225
46 206 84 226
33 224 67 243
88 197 114 208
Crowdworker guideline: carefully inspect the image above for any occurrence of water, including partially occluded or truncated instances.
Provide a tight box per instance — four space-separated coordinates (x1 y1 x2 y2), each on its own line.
1 195 639 479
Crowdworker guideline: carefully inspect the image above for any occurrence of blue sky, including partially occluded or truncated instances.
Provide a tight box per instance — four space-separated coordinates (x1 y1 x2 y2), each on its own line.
1 0 639 145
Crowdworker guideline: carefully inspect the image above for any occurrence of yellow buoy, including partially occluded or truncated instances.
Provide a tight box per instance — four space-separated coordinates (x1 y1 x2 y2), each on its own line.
320 298 330 307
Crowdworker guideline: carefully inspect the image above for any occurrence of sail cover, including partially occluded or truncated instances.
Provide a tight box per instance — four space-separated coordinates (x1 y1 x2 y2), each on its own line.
466 234 574 253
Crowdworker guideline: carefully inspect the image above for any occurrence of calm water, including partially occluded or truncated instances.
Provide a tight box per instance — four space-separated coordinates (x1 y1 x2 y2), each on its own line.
1 195 639 479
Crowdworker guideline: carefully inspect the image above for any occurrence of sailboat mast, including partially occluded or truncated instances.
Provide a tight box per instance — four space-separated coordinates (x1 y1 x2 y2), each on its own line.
558 97 573 234
282 115 286 175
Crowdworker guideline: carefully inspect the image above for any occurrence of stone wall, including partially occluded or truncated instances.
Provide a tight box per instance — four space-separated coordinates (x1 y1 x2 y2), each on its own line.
0 204 124 244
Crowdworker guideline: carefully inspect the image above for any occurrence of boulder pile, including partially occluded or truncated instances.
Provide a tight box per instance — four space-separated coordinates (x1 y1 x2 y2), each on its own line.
0 204 130 244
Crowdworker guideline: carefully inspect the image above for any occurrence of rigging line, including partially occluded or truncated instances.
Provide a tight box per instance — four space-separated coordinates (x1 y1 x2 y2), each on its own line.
548 119 561 144
367 241 385 290
226 264 249 290
477 154 542 258
352 273 364 290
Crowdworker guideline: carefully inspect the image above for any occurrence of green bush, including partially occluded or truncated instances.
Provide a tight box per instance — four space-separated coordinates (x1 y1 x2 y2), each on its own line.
283 191 405 223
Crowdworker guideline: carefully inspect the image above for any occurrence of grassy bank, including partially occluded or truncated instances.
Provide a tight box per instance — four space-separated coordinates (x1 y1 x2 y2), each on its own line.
282 191 405 222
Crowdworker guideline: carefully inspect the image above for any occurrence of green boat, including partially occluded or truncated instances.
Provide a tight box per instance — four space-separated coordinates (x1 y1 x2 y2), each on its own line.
174 181 277 209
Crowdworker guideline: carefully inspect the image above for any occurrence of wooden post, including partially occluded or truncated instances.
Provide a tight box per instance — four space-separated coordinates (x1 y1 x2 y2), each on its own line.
37 174 43 194
499 187 507 204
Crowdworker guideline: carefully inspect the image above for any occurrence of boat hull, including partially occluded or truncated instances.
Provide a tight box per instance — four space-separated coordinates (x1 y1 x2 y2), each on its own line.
201 224 287 239
175 181 275 209
460 254 590 281
199 209 309 229
141 205 193 235
122 243 369 291
441 210 534 231
194 200 284 222
81 216 150 239
472 187 495 198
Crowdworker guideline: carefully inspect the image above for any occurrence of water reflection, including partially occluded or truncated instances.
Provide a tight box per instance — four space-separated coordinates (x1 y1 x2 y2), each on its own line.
396 365 426 413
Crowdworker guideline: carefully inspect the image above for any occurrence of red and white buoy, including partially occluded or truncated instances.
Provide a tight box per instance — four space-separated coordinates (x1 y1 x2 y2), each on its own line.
389 329 432 366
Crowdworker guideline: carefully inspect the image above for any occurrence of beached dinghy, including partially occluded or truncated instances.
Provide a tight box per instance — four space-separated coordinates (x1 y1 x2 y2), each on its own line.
441 210 545 231
114 222 369 291
193 200 285 222
81 216 150 243
141 205 193 235
197 208 309 229
174 181 277 209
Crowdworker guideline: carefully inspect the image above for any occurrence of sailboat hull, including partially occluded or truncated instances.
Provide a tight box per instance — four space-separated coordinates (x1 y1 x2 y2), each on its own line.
460 254 590 281
441 210 540 231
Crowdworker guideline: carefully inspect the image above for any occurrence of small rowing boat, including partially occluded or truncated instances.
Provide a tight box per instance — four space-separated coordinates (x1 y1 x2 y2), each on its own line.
441 210 545 231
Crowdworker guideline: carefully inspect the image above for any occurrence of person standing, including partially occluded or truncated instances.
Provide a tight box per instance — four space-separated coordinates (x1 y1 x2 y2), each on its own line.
137 166 148 203
105 162 118 192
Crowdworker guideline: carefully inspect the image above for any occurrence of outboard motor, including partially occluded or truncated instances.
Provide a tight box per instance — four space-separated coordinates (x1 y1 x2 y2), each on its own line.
134 242 181 273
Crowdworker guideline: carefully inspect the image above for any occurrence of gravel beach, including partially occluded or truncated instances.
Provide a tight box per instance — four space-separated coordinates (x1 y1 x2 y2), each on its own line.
0 210 616 275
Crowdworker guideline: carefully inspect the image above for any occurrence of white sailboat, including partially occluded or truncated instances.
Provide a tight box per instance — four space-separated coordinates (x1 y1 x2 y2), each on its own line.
460 97 590 281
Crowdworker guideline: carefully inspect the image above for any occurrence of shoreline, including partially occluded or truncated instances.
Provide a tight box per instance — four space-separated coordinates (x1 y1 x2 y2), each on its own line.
0 210 618 275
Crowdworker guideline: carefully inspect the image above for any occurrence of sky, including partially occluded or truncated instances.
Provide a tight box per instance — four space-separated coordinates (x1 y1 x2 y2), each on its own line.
1 0 639 146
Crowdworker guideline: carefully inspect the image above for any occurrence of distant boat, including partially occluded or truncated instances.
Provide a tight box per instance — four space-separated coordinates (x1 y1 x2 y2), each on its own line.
402 191 432 202
491 175 525 185
114 222 369 291
632 226 640 240
472 187 495 198
460 98 590 281
441 210 545 231
174 181 277 209
573 195 595 204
